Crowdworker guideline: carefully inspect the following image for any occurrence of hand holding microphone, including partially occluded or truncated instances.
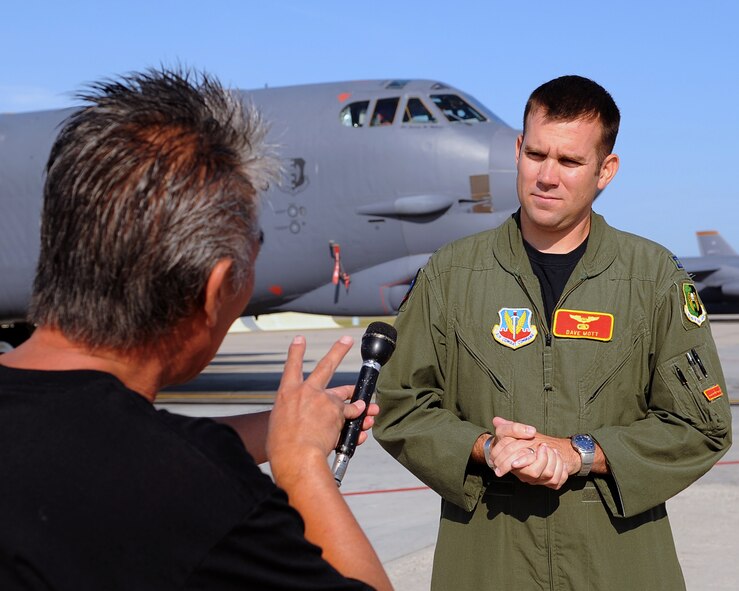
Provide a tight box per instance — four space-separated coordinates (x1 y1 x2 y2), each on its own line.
332 322 397 486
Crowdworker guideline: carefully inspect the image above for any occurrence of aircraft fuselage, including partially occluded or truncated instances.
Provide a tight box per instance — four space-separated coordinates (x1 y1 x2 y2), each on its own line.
0 79 521 330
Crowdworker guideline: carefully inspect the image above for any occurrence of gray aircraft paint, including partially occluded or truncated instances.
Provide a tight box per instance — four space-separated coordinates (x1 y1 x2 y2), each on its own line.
681 231 739 312
0 80 520 330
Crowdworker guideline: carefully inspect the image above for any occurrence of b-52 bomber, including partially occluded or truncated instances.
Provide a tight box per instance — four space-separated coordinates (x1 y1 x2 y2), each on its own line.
0 79 520 345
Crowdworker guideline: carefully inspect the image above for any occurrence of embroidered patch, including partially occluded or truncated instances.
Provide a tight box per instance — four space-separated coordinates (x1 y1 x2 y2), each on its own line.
399 268 421 310
492 308 538 349
682 283 707 326
703 384 724 401
671 255 684 270
552 309 614 341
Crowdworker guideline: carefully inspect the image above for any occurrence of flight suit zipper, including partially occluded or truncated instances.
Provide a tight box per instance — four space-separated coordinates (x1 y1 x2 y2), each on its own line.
547 274 587 591
513 272 553 588
515 272 587 590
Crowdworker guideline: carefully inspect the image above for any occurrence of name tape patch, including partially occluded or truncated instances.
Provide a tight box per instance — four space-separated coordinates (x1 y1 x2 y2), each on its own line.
552 309 614 341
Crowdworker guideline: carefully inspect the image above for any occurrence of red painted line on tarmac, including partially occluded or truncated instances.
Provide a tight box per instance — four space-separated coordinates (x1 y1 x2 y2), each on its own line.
343 461 739 497
342 485 430 497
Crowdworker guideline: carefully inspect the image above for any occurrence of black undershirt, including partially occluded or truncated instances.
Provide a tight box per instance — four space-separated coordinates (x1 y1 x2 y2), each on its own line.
524 237 588 328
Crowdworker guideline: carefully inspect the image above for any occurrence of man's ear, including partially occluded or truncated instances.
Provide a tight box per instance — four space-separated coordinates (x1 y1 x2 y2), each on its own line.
515 133 523 165
597 153 620 190
203 258 234 328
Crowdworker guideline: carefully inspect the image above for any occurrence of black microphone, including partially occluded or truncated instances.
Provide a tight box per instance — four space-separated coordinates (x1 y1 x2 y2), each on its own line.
331 321 397 486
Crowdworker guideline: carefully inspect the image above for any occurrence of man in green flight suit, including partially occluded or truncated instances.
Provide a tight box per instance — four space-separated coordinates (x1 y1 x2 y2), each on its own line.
373 75 732 590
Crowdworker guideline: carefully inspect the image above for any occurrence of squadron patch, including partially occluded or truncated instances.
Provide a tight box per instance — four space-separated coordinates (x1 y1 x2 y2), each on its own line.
552 309 614 341
703 384 724 401
492 307 538 349
682 283 707 326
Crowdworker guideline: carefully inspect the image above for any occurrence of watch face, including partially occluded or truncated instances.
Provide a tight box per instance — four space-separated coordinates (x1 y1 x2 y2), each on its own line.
572 434 595 453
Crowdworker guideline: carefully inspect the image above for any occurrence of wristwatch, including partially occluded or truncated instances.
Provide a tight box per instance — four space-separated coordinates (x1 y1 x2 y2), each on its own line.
570 434 595 477
483 436 495 469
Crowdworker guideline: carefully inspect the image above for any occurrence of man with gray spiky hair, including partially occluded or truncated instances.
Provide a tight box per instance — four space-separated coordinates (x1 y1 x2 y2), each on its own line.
0 68 391 591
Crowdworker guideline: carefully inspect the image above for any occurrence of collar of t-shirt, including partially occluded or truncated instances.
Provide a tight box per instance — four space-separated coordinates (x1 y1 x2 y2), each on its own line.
523 236 589 328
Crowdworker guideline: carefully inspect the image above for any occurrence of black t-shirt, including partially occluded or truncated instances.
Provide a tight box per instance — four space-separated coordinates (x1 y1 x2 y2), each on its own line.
0 366 372 590
524 237 588 328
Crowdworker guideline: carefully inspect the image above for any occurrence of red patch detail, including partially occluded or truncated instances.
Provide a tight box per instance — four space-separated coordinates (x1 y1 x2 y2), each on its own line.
498 328 532 342
337 92 351 102
269 285 283 296
703 385 724 401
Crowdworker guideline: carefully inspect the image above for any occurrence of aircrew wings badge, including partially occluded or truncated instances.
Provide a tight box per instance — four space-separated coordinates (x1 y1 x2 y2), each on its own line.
552 309 614 341
492 307 537 349
682 283 706 326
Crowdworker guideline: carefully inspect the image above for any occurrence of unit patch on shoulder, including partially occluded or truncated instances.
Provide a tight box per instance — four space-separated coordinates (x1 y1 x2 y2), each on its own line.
398 268 422 311
682 282 707 326
492 307 538 349
703 384 724 401
552 309 614 341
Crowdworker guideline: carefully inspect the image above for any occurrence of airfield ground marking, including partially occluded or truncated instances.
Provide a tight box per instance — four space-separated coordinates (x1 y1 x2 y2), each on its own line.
156 393 276 401
160 393 739 405
342 486 431 496
340 461 739 497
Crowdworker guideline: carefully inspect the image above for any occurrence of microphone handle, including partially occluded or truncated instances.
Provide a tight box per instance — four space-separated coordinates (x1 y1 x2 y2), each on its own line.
331 361 380 485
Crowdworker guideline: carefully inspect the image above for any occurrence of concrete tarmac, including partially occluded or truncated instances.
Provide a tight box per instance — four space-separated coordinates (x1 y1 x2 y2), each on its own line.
158 319 739 590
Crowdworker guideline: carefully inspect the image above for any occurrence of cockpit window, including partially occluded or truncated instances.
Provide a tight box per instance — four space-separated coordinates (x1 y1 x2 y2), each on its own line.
430 94 487 123
403 98 437 123
370 97 400 126
340 101 369 127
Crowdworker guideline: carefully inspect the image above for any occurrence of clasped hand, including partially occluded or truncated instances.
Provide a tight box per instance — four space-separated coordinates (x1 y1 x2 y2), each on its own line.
488 416 578 490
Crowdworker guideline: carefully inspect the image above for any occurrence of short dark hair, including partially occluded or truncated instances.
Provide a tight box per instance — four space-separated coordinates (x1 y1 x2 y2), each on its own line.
523 75 620 164
30 68 278 350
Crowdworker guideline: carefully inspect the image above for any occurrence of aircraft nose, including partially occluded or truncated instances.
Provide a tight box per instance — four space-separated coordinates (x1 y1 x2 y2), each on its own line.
488 126 519 209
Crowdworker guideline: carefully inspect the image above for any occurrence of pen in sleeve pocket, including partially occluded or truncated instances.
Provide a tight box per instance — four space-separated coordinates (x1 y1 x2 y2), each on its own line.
673 365 691 391
690 348 709 378
685 351 699 378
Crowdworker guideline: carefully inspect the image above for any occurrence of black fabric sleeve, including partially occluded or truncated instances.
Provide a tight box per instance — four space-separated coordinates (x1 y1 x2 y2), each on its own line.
183 485 373 591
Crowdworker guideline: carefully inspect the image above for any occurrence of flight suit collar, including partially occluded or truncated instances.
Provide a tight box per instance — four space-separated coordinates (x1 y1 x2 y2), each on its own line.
493 210 619 280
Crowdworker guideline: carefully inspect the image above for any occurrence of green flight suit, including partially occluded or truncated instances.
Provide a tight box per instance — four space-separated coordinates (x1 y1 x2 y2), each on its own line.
374 213 732 590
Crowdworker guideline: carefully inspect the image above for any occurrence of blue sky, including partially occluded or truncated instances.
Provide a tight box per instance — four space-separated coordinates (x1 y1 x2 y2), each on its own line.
2 0 737 256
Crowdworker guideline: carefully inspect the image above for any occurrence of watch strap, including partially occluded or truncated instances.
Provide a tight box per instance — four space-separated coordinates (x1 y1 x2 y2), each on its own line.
571 434 595 477
483 435 495 469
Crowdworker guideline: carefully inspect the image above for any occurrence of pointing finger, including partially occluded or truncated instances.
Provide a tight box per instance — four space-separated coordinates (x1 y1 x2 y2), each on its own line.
304 336 354 388
279 335 307 391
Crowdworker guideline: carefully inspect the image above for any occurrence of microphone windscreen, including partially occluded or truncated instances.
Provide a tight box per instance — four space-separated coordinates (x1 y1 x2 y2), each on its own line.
365 321 397 344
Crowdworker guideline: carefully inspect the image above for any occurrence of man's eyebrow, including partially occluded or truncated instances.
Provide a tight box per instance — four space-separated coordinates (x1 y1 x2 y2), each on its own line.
523 144 546 154
558 152 587 164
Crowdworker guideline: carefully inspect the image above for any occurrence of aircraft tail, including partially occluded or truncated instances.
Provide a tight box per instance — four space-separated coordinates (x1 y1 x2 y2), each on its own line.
696 231 737 256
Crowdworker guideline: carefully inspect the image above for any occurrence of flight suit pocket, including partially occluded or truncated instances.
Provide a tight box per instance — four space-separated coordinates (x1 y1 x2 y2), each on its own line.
578 323 649 420
655 346 729 437
451 321 512 419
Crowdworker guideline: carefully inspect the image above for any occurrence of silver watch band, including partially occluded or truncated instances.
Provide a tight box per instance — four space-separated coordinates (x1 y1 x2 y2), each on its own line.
576 449 595 476
483 436 495 469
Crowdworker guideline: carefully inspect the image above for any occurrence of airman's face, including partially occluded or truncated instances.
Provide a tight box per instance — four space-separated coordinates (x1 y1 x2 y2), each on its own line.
515 107 618 249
